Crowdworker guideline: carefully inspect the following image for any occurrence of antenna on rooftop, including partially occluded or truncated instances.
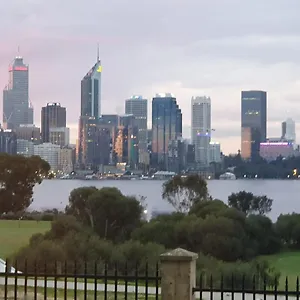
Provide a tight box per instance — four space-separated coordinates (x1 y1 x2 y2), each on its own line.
97 43 100 62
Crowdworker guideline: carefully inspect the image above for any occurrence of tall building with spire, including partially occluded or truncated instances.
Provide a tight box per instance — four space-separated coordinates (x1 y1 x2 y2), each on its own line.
77 47 103 168
3 55 33 129
80 46 102 118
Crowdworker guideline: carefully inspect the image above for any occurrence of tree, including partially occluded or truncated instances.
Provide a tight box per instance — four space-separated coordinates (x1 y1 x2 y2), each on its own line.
132 212 185 249
66 187 144 242
65 186 98 228
246 215 281 255
162 174 209 212
0 154 50 214
228 191 273 215
276 213 300 248
189 199 227 218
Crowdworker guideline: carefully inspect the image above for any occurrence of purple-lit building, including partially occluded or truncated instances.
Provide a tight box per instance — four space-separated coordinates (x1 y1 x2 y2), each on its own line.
259 141 296 161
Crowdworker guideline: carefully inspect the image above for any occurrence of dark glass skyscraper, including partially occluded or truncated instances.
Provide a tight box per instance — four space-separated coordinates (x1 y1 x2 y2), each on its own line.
41 103 66 143
241 90 267 160
3 56 33 129
77 52 102 168
151 93 182 170
81 57 102 118
125 96 148 166
0 129 17 154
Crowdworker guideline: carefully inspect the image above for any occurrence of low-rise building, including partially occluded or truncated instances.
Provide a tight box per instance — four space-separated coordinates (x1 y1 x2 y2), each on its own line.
59 147 73 174
17 139 34 157
34 143 60 171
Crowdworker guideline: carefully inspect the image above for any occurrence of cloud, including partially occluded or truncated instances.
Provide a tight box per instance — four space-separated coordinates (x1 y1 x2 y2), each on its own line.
0 0 300 154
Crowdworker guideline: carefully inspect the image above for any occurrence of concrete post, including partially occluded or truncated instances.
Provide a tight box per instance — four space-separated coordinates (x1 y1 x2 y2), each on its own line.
160 248 198 300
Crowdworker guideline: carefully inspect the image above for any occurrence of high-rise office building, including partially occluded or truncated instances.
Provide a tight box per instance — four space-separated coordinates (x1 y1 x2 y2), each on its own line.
3 56 33 129
0 129 17 154
77 116 111 169
125 96 148 165
81 51 102 118
241 90 267 160
15 124 40 144
114 114 139 168
282 118 296 142
41 103 66 143
152 93 182 170
77 51 102 168
191 96 211 167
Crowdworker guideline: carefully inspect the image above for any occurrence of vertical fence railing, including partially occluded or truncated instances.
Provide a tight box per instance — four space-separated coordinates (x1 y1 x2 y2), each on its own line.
0 259 161 300
192 274 300 300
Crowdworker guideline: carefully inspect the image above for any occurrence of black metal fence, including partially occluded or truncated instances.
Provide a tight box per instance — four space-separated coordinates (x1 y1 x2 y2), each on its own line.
0 260 161 299
193 274 300 300
1 262 300 300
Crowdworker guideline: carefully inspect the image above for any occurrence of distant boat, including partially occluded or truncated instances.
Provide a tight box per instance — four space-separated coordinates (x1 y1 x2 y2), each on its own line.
219 172 236 180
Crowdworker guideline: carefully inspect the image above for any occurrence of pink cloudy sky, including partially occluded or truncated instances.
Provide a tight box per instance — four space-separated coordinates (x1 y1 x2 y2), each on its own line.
1 0 300 154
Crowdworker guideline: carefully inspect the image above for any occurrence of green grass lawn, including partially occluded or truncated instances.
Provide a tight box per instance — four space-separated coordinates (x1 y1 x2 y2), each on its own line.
0 220 51 259
261 251 300 289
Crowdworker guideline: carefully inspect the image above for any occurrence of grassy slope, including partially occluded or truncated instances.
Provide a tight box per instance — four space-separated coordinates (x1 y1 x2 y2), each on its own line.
0 220 51 259
261 251 300 289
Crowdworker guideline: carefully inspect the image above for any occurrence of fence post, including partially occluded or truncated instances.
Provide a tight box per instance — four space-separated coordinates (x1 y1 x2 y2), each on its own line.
160 248 198 300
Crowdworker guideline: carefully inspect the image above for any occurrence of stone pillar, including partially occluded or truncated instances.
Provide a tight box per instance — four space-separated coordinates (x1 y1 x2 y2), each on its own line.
160 248 198 300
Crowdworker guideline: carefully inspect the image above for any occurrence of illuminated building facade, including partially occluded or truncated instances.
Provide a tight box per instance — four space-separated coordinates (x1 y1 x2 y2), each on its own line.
77 116 112 169
115 115 139 168
241 90 267 160
191 96 211 167
259 141 296 161
3 56 33 129
125 96 148 165
152 93 182 170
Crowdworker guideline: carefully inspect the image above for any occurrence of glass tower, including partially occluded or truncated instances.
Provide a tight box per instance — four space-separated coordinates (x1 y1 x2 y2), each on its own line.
151 93 182 170
241 90 267 160
3 56 33 129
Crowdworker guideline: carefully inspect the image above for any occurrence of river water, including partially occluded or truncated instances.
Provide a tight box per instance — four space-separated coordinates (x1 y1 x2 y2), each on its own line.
31 179 300 221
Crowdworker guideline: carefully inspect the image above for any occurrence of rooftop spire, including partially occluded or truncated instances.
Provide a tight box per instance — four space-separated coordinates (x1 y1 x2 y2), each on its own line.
97 43 100 62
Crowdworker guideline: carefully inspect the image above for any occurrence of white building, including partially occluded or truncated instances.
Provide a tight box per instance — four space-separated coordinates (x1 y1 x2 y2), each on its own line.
59 148 73 174
191 96 211 167
282 118 296 142
17 139 34 157
34 143 60 171
209 142 221 163
49 127 70 147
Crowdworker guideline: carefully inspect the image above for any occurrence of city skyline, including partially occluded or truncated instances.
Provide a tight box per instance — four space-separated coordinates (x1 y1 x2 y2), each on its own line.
0 0 299 154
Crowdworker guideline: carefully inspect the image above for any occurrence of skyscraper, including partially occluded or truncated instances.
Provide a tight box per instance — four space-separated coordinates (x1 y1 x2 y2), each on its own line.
282 118 296 142
115 114 139 168
151 93 182 170
0 129 17 154
191 96 211 167
125 96 148 165
241 90 267 160
41 103 66 143
77 50 102 168
3 56 33 129
81 50 102 118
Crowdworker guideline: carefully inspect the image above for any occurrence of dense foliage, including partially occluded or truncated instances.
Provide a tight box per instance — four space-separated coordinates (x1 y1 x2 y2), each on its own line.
10 174 300 288
0 154 50 214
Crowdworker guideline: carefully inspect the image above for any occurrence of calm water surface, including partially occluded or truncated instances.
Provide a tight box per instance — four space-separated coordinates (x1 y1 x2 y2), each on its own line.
32 179 300 221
